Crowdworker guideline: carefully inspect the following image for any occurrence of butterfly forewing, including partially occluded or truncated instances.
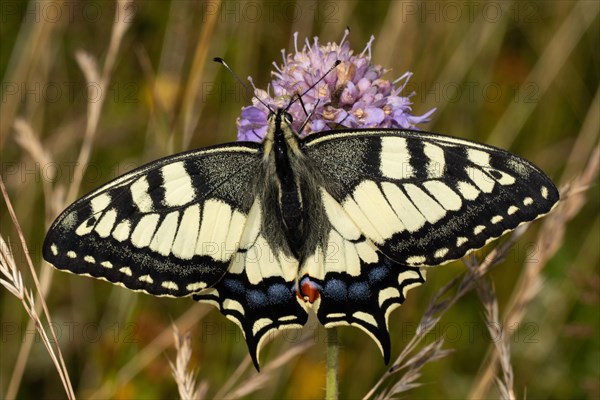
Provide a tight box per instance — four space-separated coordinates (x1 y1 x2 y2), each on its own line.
304 129 559 267
43 143 262 297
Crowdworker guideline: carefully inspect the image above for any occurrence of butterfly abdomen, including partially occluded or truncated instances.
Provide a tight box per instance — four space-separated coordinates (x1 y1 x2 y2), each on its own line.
272 127 304 255
261 111 330 261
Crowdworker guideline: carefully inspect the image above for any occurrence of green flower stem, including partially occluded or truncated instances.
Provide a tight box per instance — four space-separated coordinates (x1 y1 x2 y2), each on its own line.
326 327 339 400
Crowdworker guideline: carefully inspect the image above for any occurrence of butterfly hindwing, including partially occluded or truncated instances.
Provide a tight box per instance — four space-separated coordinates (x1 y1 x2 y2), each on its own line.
315 258 424 363
193 199 308 370
304 129 559 267
43 143 261 297
297 188 425 361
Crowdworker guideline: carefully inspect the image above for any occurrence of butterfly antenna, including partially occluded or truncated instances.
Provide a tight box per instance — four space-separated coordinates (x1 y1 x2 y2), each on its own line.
285 60 341 111
298 99 320 134
213 57 274 112
332 113 350 130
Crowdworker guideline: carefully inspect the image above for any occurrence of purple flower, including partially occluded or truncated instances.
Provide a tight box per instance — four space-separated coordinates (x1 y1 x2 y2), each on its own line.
236 29 436 142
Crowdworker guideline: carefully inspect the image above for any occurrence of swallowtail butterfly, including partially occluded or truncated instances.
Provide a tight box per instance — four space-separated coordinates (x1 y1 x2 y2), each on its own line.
43 107 559 369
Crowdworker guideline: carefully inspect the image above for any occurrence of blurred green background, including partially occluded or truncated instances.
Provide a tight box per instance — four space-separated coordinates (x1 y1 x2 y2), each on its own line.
1 1 598 399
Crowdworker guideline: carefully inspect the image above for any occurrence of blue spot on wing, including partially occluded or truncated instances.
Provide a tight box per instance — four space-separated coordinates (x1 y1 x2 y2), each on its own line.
368 266 390 284
224 278 245 294
324 279 347 301
349 282 370 301
247 290 268 309
267 283 292 304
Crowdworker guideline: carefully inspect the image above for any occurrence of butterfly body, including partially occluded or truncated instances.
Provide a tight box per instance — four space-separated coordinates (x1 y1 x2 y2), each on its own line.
262 110 313 259
43 109 559 369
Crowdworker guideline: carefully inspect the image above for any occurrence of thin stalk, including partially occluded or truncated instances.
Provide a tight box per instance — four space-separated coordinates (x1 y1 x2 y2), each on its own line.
326 327 339 400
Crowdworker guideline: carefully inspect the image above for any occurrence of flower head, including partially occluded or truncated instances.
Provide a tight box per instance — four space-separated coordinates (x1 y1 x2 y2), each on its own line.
236 30 435 142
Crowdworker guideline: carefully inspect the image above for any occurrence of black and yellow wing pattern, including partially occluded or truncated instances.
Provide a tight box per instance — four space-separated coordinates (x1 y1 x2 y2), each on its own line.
44 110 559 369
